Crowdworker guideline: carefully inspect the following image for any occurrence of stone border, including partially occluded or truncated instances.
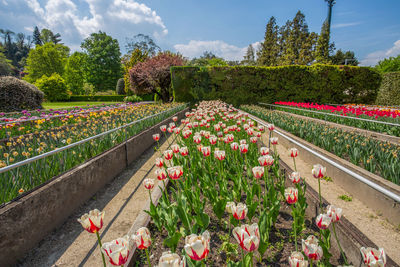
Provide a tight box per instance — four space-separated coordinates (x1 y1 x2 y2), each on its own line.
0 107 188 267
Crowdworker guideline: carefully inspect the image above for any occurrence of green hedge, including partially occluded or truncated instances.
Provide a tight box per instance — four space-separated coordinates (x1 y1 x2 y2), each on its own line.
68 93 155 102
171 65 382 106
375 72 400 106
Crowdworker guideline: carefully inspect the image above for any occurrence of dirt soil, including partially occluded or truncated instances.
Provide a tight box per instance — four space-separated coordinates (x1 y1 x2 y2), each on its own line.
17 135 176 267
261 126 400 264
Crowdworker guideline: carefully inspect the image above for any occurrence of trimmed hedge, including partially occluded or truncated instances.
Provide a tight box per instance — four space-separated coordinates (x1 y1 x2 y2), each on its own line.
375 72 400 106
68 93 154 102
171 65 382 106
0 76 44 112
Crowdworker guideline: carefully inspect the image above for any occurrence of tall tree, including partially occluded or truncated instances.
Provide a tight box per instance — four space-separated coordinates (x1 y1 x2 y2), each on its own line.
257 16 279 66
64 51 87 94
33 26 42 46
122 48 149 93
375 55 400 72
242 44 256 66
125 34 160 56
81 31 122 91
330 49 358 65
314 21 334 63
40 29 62 44
0 46 13 76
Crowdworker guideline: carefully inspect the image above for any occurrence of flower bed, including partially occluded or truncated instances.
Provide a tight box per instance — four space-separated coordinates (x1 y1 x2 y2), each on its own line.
272 102 400 137
242 105 400 186
79 101 388 267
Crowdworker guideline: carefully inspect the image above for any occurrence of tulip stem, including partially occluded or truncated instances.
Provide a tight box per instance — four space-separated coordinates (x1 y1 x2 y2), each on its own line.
148 190 153 204
332 222 348 265
201 260 206 267
145 248 152 267
310 259 313 267
293 157 297 172
292 205 298 252
95 231 106 267
241 248 245 267
318 178 322 212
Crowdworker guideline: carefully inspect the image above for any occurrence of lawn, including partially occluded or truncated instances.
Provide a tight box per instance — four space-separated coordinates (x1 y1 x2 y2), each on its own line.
42 101 122 110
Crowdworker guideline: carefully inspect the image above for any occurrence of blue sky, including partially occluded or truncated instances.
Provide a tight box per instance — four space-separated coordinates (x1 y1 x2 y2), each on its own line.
1 0 399 65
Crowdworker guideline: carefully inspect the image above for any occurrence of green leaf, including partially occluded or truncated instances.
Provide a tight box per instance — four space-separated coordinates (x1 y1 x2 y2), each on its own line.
163 232 182 253
213 198 227 219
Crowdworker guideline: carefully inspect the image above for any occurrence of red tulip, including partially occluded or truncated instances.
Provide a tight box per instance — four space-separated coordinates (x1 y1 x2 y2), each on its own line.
252 166 264 179
132 227 151 249
102 236 130 266
152 134 160 142
167 166 183 180
290 148 298 158
78 209 105 233
143 178 155 190
164 150 173 161
233 223 260 252
155 157 163 168
285 187 298 204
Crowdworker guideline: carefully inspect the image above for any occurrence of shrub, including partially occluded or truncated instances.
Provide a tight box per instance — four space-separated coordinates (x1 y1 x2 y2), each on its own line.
0 76 44 112
375 72 400 106
35 73 69 102
68 95 125 102
124 95 143 102
95 90 116 96
116 78 125 95
171 65 382 106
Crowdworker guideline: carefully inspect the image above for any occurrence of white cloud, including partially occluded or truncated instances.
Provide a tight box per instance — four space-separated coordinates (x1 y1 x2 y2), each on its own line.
332 22 361 29
360 40 400 66
174 40 261 61
1 0 167 51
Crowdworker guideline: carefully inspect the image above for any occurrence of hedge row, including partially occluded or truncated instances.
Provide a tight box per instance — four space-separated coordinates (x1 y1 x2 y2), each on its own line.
171 65 382 106
375 72 400 106
68 93 154 102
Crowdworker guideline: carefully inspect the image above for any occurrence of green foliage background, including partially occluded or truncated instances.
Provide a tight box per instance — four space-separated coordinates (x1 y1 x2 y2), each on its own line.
375 72 400 105
35 73 69 102
171 65 381 106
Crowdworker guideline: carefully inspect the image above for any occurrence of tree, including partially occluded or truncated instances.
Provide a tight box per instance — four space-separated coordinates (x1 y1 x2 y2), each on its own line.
189 51 227 66
129 52 184 102
24 42 68 83
40 29 62 44
64 51 87 94
314 21 334 63
125 34 160 56
375 55 400 73
0 47 13 76
242 44 256 65
35 73 69 101
257 16 279 66
33 26 42 46
330 49 358 65
81 31 122 92
122 48 149 93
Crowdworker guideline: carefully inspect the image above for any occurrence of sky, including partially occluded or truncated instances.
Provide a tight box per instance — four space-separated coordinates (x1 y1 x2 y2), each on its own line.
0 0 399 66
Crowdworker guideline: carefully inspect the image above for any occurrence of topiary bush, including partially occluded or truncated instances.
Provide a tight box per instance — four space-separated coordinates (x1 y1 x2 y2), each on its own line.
0 76 44 112
116 78 125 95
375 72 400 106
35 73 69 102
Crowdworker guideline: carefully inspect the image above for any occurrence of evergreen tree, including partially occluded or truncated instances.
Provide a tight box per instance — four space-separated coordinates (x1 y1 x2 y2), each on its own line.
40 29 62 44
257 16 279 66
331 49 358 65
314 21 334 63
242 44 256 66
33 26 42 46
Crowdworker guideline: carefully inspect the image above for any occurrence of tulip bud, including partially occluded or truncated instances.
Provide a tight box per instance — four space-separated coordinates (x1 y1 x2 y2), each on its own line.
172 116 178 122
209 136 217 145
289 171 301 184
184 231 211 261
77 209 105 233
132 227 151 249
252 166 264 179
360 247 386 267
232 223 260 252
268 124 275 131
193 135 202 144
285 187 298 204
312 164 326 179
232 203 248 220
302 235 323 261
326 205 343 222
102 236 130 266
143 178 155 190
288 251 309 267
250 136 258 143
153 134 160 142
290 147 298 158
315 213 331 230
167 166 183 180
258 125 265 132
225 201 235 214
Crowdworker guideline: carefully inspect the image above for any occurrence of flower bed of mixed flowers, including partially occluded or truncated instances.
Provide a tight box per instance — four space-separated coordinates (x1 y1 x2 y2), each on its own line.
242 105 400 186
0 102 185 204
78 101 387 267
273 102 400 137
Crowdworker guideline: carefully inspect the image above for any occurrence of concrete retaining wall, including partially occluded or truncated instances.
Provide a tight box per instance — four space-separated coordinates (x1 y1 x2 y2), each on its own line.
0 107 188 267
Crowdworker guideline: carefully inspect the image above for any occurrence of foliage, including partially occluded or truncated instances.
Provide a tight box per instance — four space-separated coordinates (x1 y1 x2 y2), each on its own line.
242 44 256 66
171 65 382 105
33 26 42 46
129 52 185 102
188 51 227 67
125 34 160 56
24 42 69 83
314 21 334 64
124 95 143 102
64 52 87 94
69 95 125 102
375 72 400 106
81 31 122 92
0 76 43 112
0 47 13 76
122 48 149 93
375 55 400 73
83 82 95 95
40 28 62 44
0 28 33 69
35 73 69 102
116 78 125 95
257 16 279 66
330 49 358 66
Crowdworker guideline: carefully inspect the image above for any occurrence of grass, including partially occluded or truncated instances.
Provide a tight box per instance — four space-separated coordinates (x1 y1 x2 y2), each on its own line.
42 101 122 110
338 194 353 202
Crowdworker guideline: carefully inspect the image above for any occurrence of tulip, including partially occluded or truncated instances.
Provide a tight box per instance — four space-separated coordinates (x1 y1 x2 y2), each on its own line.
327 205 347 264
78 209 106 266
260 146 269 155
312 164 326 179
290 147 298 158
179 146 189 157
270 137 278 145
193 135 202 144
155 157 164 168
153 134 160 142
174 127 181 135
239 144 248 154
360 247 386 267
172 116 178 122
268 124 275 131
285 187 298 204
155 168 167 181
169 122 176 129
230 142 239 151
171 144 180 154
184 231 211 261
302 235 323 262
158 251 185 267
214 150 226 161
144 178 155 190
233 223 260 252
209 136 217 145
315 214 331 230
167 127 173 134
250 136 258 143
258 125 265 132
258 155 274 166
240 139 247 145
232 202 248 220
102 236 130 266
167 166 183 180
288 251 309 267
252 166 264 179
132 227 152 267
247 129 254 136
289 171 301 184
197 144 203 152
201 146 211 157
164 150 173 161
160 125 167 132
225 201 235 214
